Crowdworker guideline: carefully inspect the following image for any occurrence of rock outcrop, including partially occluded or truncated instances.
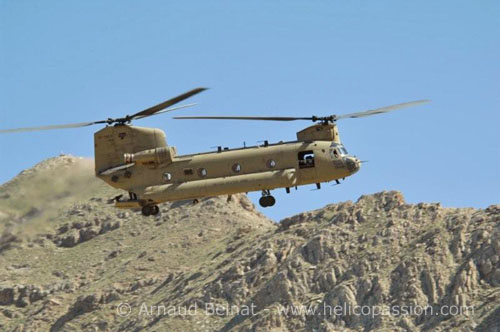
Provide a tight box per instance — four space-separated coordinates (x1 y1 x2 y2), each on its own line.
0 157 498 332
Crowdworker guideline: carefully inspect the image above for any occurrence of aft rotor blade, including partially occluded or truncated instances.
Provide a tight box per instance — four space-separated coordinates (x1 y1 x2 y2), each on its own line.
131 87 207 120
173 116 314 121
134 103 198 120
336 100 430 120
0 121 101 134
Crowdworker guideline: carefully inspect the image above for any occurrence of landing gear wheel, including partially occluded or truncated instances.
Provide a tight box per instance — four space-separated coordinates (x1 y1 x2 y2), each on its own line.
141 205 159 216
141 205 152 216
259 196 268 207
259 194 276 208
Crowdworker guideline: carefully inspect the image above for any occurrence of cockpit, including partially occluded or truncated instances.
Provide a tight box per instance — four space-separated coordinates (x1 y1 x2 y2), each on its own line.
329 142 360 173
330 142 348 159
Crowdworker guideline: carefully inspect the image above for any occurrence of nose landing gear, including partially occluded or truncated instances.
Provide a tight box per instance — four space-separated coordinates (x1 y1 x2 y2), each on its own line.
259 190 276 208
141 205 160 216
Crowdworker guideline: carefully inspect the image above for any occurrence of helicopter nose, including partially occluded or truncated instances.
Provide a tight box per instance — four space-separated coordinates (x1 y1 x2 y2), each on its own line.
345 156 361 173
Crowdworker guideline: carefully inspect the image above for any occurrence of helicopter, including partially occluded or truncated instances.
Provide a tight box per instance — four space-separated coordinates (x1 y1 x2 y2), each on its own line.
0 88 429 216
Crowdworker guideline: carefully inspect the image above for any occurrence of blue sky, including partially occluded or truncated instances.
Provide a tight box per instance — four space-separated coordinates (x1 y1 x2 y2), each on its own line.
1 1 499 220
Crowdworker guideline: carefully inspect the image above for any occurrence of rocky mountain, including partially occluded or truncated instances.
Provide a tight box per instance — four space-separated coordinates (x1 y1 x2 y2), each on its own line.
0 156 499 332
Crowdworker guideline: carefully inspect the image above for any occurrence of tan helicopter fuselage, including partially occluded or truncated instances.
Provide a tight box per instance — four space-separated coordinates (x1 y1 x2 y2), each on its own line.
94 123 360 208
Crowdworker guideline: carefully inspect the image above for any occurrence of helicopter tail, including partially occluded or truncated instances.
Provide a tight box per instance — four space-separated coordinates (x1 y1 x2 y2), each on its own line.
94 125 167 176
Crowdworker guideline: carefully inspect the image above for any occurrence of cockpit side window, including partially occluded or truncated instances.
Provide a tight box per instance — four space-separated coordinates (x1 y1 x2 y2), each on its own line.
331 148 340 159
298 150 315 168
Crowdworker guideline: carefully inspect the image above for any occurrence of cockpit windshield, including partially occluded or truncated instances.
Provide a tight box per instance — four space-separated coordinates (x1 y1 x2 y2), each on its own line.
330 142 348 156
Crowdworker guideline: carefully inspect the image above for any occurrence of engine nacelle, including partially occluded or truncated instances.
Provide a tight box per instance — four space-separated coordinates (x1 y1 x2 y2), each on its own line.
124 146 177 166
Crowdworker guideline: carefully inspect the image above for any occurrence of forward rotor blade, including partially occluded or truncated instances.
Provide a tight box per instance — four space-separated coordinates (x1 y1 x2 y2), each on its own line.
0 121 100 134
131 87 207 120
174 116 313 121
336 99 430 120
174 99 429 123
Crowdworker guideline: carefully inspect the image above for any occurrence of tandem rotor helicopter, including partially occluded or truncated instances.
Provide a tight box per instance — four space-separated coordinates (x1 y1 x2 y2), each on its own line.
0 88 429 216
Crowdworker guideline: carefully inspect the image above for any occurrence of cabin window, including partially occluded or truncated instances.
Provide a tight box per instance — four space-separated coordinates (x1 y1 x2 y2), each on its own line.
162 172 172 182
232 163 242 173
267 159 276 168
183 168 194 175
198 168 207 177
298 150 315 168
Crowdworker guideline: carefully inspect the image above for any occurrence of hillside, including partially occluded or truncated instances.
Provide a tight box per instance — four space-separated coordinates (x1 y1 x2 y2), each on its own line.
0 155 117 237
0 156 499 332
